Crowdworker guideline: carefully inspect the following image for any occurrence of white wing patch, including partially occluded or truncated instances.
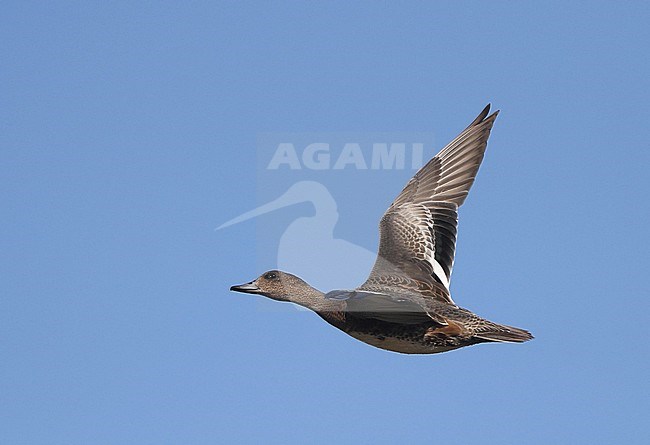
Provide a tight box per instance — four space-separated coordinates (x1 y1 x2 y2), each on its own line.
422 208 451 291
431 258 450 290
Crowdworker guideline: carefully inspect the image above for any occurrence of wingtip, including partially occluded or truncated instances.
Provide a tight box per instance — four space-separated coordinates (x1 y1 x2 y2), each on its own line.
481 105 499 125
468 104 494 128
484 104 501 119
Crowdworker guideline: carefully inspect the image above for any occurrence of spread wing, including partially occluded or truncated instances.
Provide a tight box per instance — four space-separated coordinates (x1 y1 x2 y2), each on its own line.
359 105 499 306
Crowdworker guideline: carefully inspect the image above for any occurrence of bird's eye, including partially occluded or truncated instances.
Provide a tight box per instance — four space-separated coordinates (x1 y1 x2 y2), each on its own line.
264 272 277 280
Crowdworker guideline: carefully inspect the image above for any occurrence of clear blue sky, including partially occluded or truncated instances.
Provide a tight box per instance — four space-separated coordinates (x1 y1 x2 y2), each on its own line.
2 1 649 444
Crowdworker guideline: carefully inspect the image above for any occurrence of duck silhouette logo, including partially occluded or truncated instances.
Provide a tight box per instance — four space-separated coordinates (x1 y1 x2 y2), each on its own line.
218 180 376 293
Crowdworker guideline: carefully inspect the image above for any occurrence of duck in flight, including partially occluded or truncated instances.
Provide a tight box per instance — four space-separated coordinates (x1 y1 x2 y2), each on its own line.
230 105 533 354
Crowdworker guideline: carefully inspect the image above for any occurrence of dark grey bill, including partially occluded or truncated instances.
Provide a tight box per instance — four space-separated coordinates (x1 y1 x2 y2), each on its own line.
230 282 260 294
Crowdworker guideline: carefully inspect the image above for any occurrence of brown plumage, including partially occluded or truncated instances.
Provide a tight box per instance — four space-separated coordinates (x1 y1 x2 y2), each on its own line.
230 105 533 354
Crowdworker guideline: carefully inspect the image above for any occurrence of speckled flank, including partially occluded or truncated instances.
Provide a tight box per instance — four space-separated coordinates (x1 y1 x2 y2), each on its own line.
343 317 488 354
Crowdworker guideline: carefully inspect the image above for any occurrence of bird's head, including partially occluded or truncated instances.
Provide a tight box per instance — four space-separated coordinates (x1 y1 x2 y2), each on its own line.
230 270 313 302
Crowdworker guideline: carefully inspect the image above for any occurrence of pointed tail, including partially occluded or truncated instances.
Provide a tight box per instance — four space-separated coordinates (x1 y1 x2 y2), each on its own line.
475 323 534 343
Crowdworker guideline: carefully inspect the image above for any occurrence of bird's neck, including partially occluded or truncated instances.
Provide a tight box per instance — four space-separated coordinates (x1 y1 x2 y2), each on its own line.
288 285 343 314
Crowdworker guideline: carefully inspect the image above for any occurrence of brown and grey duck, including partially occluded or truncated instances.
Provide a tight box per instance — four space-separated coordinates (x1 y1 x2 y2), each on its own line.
230 105 533 354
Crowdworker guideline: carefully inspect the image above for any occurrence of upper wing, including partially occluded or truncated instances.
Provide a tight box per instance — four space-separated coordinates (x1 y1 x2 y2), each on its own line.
360 105 499 305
